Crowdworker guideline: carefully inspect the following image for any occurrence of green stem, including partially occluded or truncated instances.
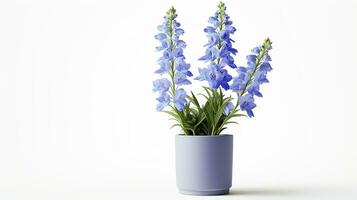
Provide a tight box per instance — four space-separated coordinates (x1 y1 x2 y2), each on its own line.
216 4 225 65
167 9 176 98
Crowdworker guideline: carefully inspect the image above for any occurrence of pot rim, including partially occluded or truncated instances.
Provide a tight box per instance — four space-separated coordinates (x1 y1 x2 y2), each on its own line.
176 134 232 138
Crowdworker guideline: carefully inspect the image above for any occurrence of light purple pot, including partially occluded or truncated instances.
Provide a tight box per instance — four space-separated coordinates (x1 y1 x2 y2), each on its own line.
175 134 233 195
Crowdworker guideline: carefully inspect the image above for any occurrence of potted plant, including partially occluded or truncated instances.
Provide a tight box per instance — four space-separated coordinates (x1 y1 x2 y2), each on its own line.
153 2 273 196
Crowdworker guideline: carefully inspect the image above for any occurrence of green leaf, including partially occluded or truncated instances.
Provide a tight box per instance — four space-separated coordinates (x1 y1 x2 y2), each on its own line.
170 124 182 129
162 110 179 118
189 92 202 111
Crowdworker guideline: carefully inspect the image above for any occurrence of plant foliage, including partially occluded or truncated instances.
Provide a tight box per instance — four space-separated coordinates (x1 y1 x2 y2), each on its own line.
153 2 273 136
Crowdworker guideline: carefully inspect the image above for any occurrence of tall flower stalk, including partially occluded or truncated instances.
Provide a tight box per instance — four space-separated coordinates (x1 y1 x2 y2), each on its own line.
196 2 237 90
153 2 273 136
153 7 199 135
153 7 192 112
231 38 273 117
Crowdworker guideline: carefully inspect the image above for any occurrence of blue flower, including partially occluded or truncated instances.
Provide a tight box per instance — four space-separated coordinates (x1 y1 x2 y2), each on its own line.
239 94 256 118
246 44 273 98
208 16 220 28
205 34 220 48
259 62 273 73
224 101 234 115
251 46 260 54
174 48 184 58
174 71 192 85
230 67 250 92
199 47 218 62
175 28 184 35
155 40 169 51
156 93 170 111
176 40 186 48
173 88 187 111
153 7 192 111
246 55 257 62
247 81 263 97
233 38 273 117
204 26 216 33
154 60 171 75
195 64 232 90
254 70 269 84
264 54 272 62
220 43 238 55
154 8 192 78
153 78 171 94
154 33 167 41
175 57 190 71
197 2 237 90
221 54 237 68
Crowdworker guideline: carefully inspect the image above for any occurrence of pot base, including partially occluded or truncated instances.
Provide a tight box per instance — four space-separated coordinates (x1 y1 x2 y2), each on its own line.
179 188 229 196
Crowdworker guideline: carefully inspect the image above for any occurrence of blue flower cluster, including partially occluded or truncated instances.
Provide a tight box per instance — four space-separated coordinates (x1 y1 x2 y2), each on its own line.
196 2 237 91
231 39 273 117
153 7 192 111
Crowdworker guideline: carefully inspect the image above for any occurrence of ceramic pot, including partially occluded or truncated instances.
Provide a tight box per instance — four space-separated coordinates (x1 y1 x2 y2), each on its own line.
175 134 233 195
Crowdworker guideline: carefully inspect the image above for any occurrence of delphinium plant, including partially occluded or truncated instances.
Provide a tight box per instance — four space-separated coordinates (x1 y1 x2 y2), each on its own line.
153 2 273 136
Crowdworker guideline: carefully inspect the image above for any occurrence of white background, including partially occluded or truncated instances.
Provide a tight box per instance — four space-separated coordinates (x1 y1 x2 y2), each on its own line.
0 0 356 199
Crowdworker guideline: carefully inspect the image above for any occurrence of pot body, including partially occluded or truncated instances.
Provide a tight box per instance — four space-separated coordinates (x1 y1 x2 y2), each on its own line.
175 134 233 195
